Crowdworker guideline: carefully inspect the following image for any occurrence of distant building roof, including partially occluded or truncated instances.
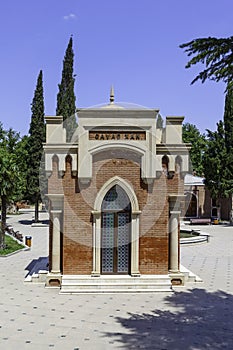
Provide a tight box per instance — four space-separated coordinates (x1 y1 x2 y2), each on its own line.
184 174 205 186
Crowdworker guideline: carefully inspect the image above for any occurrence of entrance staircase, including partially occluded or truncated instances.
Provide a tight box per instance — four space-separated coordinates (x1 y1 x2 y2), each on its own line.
60 275 172 294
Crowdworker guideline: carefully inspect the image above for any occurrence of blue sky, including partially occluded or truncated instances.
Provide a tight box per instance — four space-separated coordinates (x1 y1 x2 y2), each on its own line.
0 0 232 136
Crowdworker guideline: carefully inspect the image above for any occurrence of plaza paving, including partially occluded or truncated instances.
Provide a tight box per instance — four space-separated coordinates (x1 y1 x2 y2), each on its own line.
0 210 233 349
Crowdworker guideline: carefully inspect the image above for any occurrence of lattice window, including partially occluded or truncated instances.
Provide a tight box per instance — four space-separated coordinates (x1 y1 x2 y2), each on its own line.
102 185 130 211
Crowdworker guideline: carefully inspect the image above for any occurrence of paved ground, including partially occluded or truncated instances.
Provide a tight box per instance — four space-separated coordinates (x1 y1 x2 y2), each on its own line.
0 210 233 349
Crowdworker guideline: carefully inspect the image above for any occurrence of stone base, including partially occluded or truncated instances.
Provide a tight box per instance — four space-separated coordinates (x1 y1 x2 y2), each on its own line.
179 265 203 283
45 273 62 288
169 272 185 286
59 274 172 294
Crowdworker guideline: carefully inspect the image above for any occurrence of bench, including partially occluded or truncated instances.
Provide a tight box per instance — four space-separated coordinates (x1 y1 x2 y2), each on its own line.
5 225 24 242
6 225 14 234
190 218 211 225
14 231 23 242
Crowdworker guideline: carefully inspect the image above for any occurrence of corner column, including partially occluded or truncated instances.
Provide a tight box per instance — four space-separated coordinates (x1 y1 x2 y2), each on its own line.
168 195 184 273
91 211 101 276
51 210 62 274
169 210 180 272
46 194 64 287
131 211 141 276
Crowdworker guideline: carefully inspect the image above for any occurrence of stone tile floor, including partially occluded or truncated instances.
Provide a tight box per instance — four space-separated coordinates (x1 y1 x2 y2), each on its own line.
0 210 233 349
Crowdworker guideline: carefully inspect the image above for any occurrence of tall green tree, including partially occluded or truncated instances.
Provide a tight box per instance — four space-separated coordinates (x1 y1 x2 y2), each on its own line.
15 135 29 200
180 35 233 217
223 88 233 196
203 121 229 202
182 123 207 176
56 36 77 141
0 127 24 248
224 87 233 151
180 36 233 91
27 70 45 223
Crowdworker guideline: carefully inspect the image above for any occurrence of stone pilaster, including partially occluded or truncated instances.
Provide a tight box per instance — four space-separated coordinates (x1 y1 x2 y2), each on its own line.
46 194 64 287
91 211 101 276
168 195 184 273
131 211 141 276
50 210 62 274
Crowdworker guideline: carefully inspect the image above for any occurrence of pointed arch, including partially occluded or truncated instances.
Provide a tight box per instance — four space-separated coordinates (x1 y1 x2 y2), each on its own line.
94 176 139 212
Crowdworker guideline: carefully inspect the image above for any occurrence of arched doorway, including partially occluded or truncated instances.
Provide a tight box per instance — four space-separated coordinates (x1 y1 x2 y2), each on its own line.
101 185 131 274
185 192 198 217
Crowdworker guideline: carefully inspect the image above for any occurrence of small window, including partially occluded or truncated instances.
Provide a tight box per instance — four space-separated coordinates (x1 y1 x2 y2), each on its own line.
162 155 169 175
175 156 182 173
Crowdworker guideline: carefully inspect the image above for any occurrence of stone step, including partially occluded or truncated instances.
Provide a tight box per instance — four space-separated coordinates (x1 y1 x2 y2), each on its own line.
60 275 172 294
180 265 203 283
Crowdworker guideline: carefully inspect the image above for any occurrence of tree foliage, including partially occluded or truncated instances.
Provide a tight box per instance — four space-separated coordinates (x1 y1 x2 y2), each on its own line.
26 70 45 222
224 87 233 152
182 123 206 176
223 88 233 196
201 84 233 202
56 36 77 141
203 121 229 200
0 126 25 248
180 36 233 91
180 35 233 210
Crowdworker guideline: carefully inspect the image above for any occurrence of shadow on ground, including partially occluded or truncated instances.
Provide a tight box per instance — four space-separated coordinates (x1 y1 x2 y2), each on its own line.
103 289 233 349
19 219 49 226
25 256 48 277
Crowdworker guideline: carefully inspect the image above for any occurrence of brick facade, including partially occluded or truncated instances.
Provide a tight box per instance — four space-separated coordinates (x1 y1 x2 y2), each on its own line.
47 151 184 275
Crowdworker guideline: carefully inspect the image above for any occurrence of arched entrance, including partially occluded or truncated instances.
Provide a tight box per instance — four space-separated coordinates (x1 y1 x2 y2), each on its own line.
185 191 198 217
101 185 131 274
92 176 140 277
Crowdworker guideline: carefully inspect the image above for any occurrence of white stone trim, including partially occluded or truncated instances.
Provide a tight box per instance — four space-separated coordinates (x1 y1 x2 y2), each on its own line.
45 151 78 175
89 142 146 157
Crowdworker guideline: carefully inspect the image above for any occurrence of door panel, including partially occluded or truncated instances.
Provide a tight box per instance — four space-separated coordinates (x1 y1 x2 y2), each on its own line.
117 212 130 273
101 211 131 274
101 213 114 273
101 185 131 275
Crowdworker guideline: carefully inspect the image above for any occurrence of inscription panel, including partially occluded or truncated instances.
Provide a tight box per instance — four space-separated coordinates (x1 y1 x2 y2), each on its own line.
89 131 146 141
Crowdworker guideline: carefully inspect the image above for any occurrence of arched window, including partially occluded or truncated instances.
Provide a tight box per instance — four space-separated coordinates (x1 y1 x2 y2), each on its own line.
175 156 182 173
52 154 59 169
162 155 169 175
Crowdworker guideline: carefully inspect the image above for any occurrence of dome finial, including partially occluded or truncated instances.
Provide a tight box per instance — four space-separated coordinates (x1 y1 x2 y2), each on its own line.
110 85 114 103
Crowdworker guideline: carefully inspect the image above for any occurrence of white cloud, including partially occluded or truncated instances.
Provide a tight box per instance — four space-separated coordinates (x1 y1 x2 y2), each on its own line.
63 13 76 20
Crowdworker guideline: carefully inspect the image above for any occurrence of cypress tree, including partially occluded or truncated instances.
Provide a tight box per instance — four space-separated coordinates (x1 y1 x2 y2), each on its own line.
224 87 233 151
223 88 233 197
27 70 45 223
56 36 77 142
